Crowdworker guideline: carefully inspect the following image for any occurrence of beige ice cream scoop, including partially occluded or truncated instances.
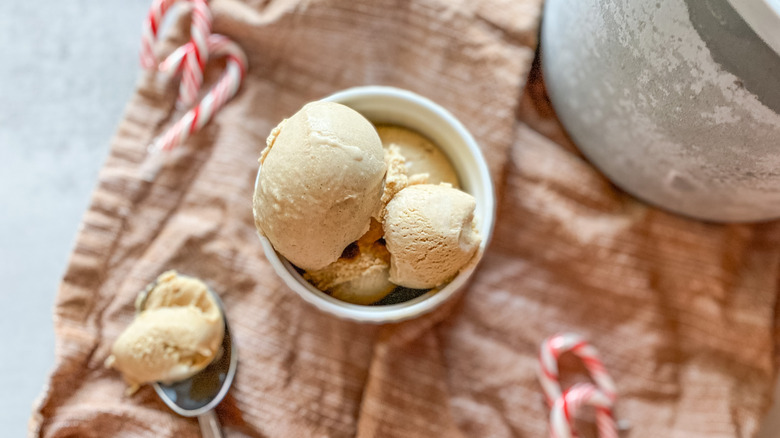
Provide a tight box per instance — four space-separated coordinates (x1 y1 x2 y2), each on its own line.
254 101 386 271
383 184 481 289
376 125 459 187
106 271 224 390
304 219 395 305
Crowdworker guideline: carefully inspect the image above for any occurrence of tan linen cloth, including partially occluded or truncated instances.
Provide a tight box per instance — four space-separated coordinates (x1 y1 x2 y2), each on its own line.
30 0 780 436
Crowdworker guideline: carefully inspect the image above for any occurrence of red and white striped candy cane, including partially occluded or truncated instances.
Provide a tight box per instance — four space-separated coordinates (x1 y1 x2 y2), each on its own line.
550 383 618 438
538 333 617 404
140 0 212 107
538 333 618 438
149 34 247 153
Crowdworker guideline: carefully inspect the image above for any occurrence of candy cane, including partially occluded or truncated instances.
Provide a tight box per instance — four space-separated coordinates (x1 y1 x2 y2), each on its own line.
550 383 618 438
538 333 619 438
538 333 617 404
149 34 247 153
140 0 212 107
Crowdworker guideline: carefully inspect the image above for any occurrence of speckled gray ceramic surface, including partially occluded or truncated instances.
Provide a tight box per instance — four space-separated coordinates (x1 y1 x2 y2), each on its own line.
542 0 780 222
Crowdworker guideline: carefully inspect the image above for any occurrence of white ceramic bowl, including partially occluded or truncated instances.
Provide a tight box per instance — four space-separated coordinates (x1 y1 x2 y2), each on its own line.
255 86 495 323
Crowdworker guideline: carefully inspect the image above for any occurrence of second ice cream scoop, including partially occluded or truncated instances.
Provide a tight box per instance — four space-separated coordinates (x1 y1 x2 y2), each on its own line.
383 184 481 289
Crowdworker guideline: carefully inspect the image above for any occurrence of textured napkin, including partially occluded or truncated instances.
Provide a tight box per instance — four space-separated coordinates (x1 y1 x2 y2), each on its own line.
30 0 780 437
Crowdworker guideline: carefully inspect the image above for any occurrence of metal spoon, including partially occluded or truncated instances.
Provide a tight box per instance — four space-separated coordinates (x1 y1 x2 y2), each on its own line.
138 280 237 438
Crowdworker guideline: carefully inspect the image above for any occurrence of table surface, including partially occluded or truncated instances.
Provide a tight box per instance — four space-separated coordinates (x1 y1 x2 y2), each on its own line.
1 1 778 437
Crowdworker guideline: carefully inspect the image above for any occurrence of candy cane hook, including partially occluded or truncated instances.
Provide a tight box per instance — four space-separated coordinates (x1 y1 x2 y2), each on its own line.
140 0 212 107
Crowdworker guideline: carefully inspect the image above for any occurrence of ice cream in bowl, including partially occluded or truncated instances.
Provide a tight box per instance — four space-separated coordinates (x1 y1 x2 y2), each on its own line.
253 86 495 323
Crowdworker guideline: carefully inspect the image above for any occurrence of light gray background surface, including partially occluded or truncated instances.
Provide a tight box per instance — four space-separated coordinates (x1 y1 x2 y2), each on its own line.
0 1 149 435
0 1 777 437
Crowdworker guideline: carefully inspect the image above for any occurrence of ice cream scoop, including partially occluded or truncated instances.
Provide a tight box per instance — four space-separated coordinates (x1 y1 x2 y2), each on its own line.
383 184 482 289
376 125 459 187
106 271 225 389
254 101 386 271
304 219 395 305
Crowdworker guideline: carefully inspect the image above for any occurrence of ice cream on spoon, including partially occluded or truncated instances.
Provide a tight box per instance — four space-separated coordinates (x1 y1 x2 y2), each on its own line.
105 271 225 392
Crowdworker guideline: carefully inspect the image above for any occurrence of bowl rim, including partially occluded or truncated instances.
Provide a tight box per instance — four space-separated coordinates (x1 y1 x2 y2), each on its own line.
255 85 496 323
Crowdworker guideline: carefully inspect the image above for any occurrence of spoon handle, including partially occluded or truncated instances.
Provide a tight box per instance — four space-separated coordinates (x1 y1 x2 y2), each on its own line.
197 410 224 438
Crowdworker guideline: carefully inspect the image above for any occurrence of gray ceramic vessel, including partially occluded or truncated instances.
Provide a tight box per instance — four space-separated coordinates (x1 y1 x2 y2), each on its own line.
542 0 780 222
